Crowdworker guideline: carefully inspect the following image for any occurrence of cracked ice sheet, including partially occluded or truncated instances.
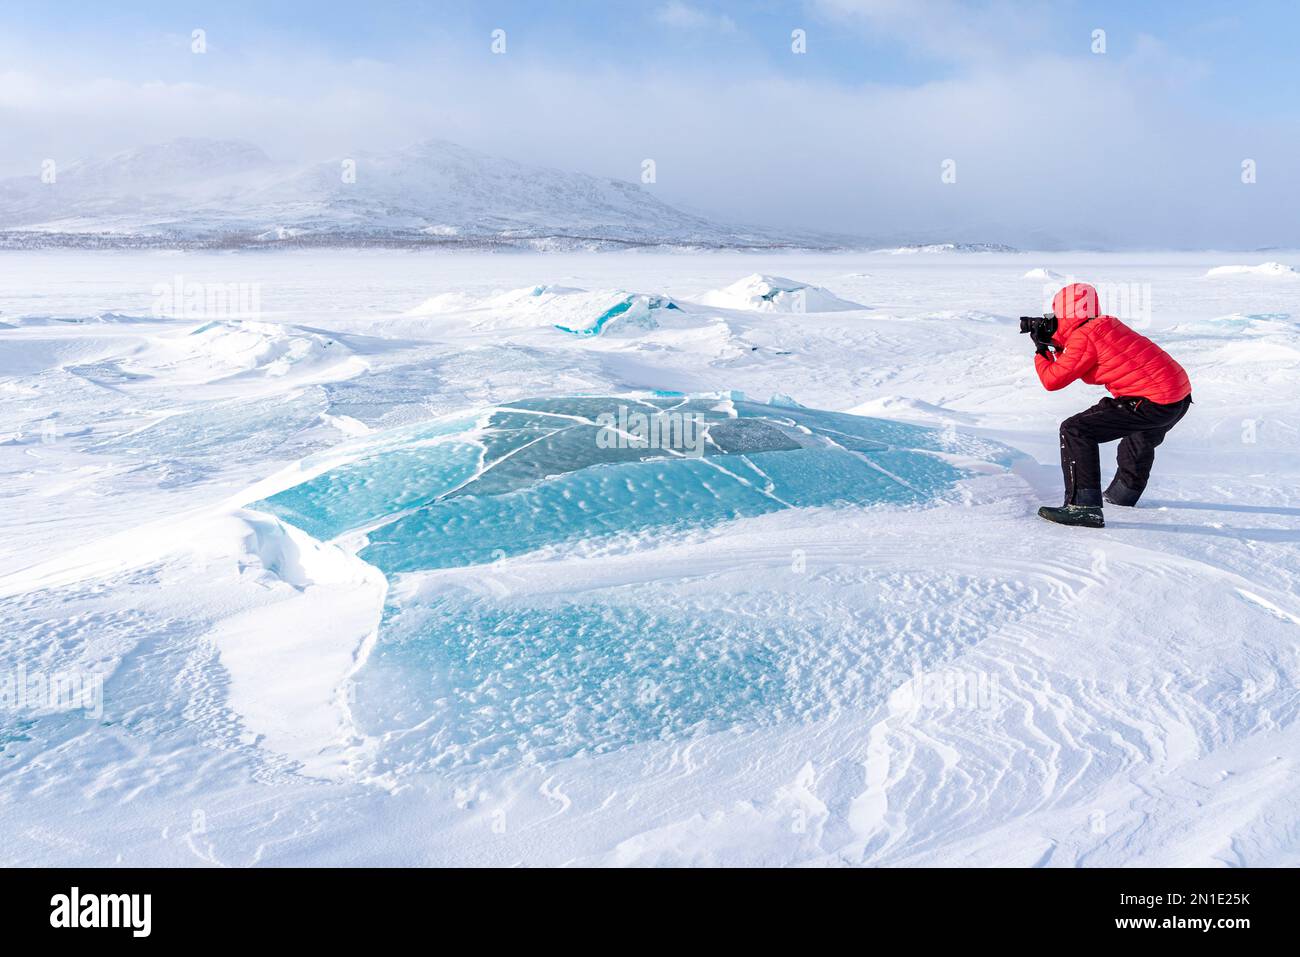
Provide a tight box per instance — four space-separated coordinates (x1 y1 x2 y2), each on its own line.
251 395 997 574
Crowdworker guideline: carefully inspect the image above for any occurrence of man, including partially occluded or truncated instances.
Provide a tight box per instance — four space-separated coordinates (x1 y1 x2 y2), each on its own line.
1031 282 1192 529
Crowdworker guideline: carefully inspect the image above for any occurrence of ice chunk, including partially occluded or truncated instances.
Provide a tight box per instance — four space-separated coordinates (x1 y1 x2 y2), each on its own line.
553 294 681 336
403 284 684 337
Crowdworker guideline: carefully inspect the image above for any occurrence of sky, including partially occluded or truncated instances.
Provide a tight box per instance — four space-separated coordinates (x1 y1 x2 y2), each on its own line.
1 0 1296 248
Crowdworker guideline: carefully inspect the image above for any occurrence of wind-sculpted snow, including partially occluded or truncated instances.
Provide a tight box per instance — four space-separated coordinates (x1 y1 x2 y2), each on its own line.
697 274 865 312
122 320 357 383
253 395 1010 574
356 562 1039 770
1022 267 1063 280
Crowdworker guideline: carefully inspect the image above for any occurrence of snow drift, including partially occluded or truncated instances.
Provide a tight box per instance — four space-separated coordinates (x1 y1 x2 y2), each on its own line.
121 320 366 385
1205 262 1299 278
697 274 865 313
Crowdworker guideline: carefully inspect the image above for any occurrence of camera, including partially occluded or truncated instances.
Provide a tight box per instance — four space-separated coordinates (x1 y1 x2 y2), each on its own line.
1019 313 1058 339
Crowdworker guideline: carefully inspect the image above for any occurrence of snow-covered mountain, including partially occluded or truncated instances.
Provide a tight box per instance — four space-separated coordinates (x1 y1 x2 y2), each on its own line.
0 137 853 250
0 139 278 239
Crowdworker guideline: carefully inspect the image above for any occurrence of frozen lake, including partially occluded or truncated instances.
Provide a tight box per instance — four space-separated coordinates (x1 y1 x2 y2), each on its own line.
1 249 1297 865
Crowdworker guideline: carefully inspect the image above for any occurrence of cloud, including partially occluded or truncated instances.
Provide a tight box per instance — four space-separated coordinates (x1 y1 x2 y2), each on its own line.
654 2 738 34
811 0 1052 64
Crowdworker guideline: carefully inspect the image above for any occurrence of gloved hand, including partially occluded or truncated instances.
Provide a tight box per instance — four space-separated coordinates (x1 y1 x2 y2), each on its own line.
1031 327 1056 360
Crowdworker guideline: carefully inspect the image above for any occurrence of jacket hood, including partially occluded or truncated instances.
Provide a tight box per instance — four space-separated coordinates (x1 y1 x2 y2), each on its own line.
1052 282 1101 341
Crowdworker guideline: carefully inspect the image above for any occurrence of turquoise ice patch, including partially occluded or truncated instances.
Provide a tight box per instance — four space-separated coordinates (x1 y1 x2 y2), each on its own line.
251 395 1005 572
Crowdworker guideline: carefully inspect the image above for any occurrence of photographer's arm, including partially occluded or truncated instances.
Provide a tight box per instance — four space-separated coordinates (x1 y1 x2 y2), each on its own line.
1034 329 1096 391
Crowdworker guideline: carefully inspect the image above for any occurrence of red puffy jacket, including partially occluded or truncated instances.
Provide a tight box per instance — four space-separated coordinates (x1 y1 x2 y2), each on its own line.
1035 283 1191 404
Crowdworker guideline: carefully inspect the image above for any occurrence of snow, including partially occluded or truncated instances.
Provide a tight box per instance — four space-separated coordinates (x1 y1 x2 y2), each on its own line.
255 226 308 242
1205 261 1299 278
0 248 1297 866
696 273 865 312
1023 267 1063 280
122 320 366 386
202 511 386 779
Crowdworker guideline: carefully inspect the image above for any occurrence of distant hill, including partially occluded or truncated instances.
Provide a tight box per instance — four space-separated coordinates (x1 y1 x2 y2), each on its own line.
0 137 865 251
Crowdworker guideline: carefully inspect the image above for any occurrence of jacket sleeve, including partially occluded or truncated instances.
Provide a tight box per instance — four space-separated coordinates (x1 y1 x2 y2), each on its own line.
1035 327 1097 391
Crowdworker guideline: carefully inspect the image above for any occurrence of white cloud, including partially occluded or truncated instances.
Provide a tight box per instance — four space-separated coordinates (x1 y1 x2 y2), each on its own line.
654 2 738 34
812 0 1052 63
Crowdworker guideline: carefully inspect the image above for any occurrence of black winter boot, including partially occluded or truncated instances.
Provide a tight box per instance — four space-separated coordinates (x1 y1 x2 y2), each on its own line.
1104 479 1142 507
1037 505 1105 528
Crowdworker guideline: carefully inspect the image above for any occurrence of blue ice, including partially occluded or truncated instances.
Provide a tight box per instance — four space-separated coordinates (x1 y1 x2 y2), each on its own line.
252 395 1007 573
553 295 680 336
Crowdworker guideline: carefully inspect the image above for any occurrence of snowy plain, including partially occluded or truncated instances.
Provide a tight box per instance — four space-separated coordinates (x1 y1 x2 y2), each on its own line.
0 249 1297 866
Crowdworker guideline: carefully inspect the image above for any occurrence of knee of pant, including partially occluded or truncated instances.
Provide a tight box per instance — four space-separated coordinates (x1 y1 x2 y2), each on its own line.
1059 416 1086 440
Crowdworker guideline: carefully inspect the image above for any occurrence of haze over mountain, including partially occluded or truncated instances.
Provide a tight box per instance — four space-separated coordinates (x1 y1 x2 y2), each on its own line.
0 138 889 251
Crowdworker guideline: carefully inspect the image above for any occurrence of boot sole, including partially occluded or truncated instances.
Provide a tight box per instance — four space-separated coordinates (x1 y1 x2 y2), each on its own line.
1037 508 1105 529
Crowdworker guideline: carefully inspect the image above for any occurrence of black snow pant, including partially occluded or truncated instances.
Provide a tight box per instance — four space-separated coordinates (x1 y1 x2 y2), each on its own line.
1059 394 1191 507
